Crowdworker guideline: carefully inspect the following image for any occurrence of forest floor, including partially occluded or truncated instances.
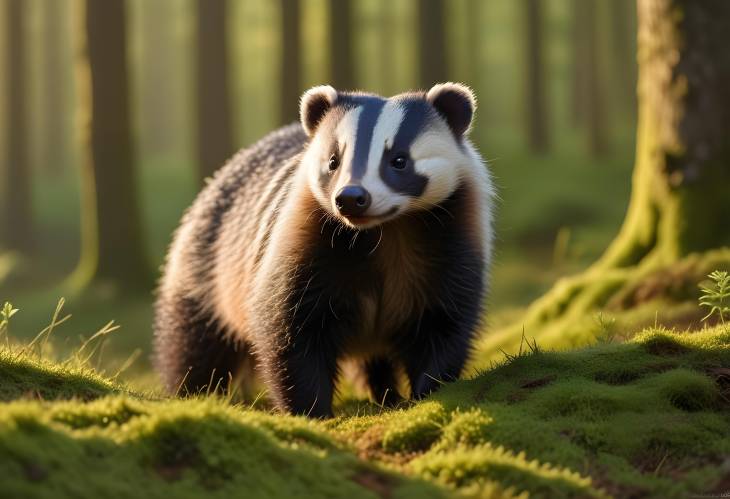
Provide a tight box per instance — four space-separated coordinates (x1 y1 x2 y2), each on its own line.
1 312 729 498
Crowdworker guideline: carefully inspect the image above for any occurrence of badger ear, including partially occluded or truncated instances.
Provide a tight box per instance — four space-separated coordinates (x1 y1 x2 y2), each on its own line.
426 82 476 138
300 85 338 136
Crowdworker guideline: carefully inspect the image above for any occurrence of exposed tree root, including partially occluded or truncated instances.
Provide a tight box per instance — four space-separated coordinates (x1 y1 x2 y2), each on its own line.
476 247 730 366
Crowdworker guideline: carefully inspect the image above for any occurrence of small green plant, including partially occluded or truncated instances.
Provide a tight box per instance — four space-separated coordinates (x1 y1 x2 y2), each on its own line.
699 270 730 324
1 301 19 335
594 311 618 343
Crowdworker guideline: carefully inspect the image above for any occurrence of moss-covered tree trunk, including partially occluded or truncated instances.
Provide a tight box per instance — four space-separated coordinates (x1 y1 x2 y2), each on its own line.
69 0 148 294
2 0 33 253
196 0 234 183
482 0 730 357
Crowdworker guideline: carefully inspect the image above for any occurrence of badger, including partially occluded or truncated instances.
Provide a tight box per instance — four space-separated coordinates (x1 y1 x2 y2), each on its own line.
154 82 495 418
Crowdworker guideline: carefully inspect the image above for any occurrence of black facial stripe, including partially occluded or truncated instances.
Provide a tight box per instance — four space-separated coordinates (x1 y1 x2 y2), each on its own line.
343 95 386 181
379 98 432 197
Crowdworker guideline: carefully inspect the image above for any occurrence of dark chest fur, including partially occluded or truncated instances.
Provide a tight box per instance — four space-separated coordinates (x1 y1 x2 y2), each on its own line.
283 185 485 358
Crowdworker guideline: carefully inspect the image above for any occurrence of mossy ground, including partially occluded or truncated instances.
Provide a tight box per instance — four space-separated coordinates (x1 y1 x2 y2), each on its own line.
1 325 728 498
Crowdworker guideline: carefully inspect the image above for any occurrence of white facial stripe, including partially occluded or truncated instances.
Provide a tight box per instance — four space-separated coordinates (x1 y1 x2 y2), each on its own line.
332 106 363 195
365 102 404 176
361 102 405 209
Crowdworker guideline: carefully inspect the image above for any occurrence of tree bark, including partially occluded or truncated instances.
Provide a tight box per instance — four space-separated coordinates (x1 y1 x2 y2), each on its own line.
279 0 302 124
70 0 148 293
196 0 234 183
417 0 448 88
524 0 549 153
329 0 354 90
2 0 33 252
41 0 71 175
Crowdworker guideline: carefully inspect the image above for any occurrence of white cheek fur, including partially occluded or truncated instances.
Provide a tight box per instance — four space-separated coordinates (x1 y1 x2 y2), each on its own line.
408 128 464 209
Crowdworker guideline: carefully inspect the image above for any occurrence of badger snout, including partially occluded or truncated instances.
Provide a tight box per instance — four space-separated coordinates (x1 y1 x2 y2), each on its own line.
334 185 371 217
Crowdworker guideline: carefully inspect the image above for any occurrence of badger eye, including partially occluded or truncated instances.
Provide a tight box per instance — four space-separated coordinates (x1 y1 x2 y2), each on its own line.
328 154 339 171
390 154 408 170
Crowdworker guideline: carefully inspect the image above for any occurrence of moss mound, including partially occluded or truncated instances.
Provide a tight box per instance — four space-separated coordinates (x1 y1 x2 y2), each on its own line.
1 326 729 498
0 348 117 402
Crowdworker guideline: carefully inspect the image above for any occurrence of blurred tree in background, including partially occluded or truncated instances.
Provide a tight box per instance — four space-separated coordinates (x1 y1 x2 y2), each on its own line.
138 0 177 161
524 0 548 152
70 0 148 293
196 0 234 183
41 0 71 175
279 0 302 124
328 0 354 90
572 0 607 156
2 0 33 253
417 0 447 87
609 0 637 117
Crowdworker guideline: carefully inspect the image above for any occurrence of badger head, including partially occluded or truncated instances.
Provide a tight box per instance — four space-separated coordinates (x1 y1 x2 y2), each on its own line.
299 83 478 229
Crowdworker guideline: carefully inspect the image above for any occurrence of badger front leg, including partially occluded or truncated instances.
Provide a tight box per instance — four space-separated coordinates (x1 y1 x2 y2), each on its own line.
264 331 340 418
255 279 348 418
397 307 478 400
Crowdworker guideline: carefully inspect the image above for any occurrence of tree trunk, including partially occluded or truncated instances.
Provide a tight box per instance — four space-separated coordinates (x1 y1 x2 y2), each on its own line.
279 0 302 124
69 0 148 293
196 0 234 183
2 0 33 253
417 0 448 88
572 0 608 155
329 0 354 90
41 0 71 175
524 0 549 153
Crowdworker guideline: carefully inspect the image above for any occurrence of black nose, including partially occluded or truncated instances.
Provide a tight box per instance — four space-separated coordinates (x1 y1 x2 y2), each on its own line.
335 185 371 217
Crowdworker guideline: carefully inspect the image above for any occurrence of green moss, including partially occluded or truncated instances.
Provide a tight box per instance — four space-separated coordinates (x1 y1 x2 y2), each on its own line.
438 409 494 448
1 325 729 498
0 348 117 402
0 397 445 499
381 402 448 453
647 368 720 411
411 444 603 498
